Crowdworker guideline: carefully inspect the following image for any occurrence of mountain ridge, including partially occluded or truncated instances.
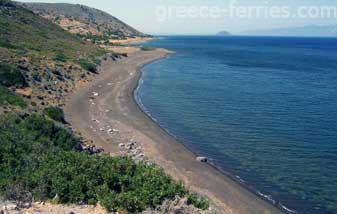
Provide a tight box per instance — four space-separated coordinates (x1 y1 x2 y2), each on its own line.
21 2 148 39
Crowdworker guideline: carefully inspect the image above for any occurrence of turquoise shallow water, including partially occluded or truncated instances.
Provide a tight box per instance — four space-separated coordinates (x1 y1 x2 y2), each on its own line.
135 36 337 214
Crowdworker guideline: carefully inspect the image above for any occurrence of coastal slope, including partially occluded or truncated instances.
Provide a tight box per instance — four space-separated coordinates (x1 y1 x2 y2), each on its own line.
65 48 284 214
22 2 148 39
0 1 208 213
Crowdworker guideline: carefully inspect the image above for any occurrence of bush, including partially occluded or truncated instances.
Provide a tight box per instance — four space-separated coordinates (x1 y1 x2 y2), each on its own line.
141 46 156 51
43 106 65 123
0 113 194 213
54 52 68 62
187 193 209 210
4 185 32 209
110 53 127 61
0 63 27 87
0 38 16 49
0 86 26 108
77 59 97 73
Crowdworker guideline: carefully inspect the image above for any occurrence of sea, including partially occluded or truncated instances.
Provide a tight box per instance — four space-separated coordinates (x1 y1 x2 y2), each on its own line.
134 36 337 214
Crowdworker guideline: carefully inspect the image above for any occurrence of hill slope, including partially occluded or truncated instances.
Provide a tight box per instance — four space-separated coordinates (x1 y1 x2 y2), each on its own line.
0 0 105 107
22 2 147 39
0 1 209 213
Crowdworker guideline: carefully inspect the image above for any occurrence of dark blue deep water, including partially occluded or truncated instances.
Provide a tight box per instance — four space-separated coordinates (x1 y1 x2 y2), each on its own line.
135 36 337 214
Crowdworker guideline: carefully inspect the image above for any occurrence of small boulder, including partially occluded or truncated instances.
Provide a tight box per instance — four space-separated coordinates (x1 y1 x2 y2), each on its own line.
196 156 208 163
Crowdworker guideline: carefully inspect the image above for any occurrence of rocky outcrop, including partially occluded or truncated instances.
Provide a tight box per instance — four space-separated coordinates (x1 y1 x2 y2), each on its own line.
144 197 214 214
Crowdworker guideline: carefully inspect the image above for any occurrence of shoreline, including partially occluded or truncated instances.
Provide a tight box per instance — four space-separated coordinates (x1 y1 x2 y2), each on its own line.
133 53 291 214
65 49 284 214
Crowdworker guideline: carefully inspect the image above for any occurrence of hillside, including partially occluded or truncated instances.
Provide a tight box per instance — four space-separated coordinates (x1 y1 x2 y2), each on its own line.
22 2 148 40
0 0 107 108
0 1 208 213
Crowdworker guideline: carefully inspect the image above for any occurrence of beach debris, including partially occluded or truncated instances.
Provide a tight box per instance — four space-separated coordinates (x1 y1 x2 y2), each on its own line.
91 119 100 123
196 156 208 163
107 82 112 86
118 140 152 165
78 144 104 155
125 142 135 150
107 128 119 134
0 201 17 212
99 128 105 132
92 92 99 97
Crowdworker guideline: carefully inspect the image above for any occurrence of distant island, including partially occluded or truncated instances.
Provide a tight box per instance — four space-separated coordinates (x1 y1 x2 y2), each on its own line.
216 31 231 36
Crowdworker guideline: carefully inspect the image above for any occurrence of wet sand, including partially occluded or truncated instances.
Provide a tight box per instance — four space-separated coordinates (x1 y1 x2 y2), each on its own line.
65 49 284 214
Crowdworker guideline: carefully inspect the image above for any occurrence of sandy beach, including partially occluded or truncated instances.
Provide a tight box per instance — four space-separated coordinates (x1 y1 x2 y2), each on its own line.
65 49 284 214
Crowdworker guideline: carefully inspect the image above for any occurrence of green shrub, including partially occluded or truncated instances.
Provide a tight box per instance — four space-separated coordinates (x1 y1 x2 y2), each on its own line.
54 52 68 62
43 106 65 123
141 46 156 51
0 113 194 213
0 37 16 49
187 193 209 210
0 86 26 108
110 53 127 61
77 59 97 73
0 63 27 87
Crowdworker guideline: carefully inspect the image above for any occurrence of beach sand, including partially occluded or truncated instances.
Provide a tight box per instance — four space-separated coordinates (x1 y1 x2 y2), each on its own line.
65 49 284 214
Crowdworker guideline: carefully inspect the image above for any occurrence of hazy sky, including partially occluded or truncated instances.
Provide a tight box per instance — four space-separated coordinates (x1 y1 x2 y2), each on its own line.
18 0 337 35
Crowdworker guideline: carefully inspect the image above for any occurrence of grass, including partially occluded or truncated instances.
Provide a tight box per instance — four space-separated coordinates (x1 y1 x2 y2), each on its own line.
0 86 26 108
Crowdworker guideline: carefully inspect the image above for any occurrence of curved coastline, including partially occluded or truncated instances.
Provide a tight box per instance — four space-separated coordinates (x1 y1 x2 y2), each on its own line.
133 53 294 214
65 49 285 214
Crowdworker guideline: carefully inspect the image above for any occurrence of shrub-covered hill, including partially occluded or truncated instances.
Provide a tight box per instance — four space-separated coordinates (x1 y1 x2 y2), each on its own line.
0 113 200 213
0 1 210 213
22 2 148 39
0 0 106 108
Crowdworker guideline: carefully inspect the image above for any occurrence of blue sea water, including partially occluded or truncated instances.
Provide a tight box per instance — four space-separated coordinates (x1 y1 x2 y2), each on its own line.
135 36 337 214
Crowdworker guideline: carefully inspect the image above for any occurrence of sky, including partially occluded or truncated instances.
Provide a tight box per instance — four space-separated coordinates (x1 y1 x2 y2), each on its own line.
18 0 337 35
